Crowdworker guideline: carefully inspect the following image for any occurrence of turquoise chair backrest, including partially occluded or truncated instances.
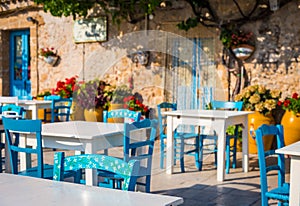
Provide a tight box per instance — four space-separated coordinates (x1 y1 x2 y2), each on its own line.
2 104 24 117
157 102 177 139
211 100 243 111
44 95 72 122
103 109 141 123
53 152 140 191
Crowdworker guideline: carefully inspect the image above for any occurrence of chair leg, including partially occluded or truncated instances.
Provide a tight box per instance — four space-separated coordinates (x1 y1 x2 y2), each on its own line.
179 135 185 173
199 135 205 171
160 138 165 169
225 137 231 174
232 137 237 169
194 135 200 170
145 175 151 193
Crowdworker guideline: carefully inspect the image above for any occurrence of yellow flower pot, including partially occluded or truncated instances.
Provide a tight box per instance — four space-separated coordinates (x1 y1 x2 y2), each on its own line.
84 108 103 122
281 111 300 146
107 103 124 123
248 112 275 154
70 102 85 121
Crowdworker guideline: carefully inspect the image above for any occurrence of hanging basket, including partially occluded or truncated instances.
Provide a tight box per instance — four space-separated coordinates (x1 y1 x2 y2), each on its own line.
41 56 58 66
231 44 255 60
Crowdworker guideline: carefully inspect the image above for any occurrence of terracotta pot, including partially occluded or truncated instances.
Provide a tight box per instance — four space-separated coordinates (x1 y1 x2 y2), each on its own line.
281 111 300 146
84 108 103 122
248 111 275 154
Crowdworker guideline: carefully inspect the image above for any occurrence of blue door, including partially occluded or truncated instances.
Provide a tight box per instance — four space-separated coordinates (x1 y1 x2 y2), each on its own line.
9 30 31 97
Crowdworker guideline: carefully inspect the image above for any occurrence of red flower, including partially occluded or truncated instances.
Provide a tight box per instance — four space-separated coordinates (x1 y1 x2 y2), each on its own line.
292 93 298 99
284 99 291 107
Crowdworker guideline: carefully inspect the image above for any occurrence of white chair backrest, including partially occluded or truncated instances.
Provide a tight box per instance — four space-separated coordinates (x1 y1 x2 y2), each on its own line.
0 96 18 106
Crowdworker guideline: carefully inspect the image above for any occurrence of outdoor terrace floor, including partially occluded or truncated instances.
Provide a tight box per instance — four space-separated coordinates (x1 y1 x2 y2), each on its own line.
10 141 290 206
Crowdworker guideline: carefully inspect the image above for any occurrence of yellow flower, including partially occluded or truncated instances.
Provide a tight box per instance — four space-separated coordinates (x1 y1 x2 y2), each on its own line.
234 94 242 101
257 85 266 94
254 102 264 112
249 85 258 93
270 90 281 99
264 99 277 111
249 93 261 104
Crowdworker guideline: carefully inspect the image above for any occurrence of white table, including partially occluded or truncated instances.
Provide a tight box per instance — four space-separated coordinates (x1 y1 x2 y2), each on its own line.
164 109 253 182
20 121 124 186
276 141 300 206
18 100 52 119
0 173 183 206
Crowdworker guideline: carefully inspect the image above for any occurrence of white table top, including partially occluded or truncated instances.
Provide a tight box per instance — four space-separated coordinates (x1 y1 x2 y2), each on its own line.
0 173 183 206
164 109 253 118
42 121 124 139
276 141 300 156
18 99 52 105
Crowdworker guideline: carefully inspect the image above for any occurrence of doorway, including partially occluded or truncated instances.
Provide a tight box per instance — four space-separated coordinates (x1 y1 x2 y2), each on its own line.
9 29 31 97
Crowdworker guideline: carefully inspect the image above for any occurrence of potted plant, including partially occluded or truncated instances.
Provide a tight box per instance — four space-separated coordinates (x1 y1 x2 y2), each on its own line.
53 75 78 98
234 84 281 153
123 92 150 118
110 85 133 110
220 27 255 60
39 47 59 66
278 92 300 145
74 79 114 122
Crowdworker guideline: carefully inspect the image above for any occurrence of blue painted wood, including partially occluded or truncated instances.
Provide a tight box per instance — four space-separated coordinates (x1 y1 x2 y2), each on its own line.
123 119 157 192
9 30 31 97
209 100 243 174
2 117 53 178
44 95 72 122
157 102 200 173
255 124 289 206
53 152 140 191
103 109 141 123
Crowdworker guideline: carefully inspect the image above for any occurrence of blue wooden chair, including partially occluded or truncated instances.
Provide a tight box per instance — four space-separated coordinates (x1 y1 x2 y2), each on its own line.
103 109 141 123
157 102 200 173
99 119 157 193
255 124 289 206
2 117 53 178
209 100 243 174
0 104 25 172
53 152 140 191
123 119 157 192
44 95 72 123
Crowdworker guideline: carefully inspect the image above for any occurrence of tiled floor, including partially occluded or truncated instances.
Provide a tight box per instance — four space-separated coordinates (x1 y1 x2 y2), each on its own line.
9 141 290 206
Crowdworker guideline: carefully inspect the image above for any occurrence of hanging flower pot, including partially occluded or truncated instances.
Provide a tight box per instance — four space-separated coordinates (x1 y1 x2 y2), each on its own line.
43 56 58 66
231 44 255 60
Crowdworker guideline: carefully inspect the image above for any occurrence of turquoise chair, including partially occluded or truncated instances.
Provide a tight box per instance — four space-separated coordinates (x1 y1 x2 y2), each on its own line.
3 117 53 178
255 124 289 206
0 104 24 172
103 109 141 123
44 95 72 122
209 100 243 174
2 117 75 179
53 152 140 191
157 102 200 173
98 119 157 192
